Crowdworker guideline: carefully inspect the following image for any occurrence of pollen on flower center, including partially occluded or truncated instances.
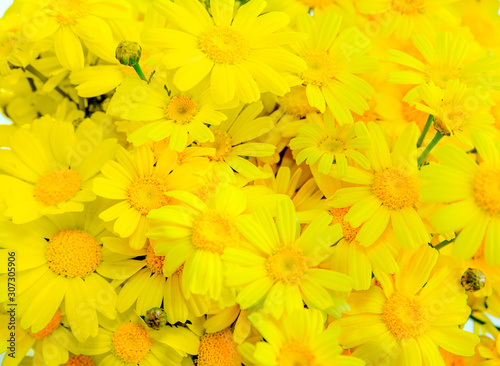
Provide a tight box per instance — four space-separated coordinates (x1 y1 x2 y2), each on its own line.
198 328 242 366
278 86 319 117
47 0 90 25
112 323 152 363
201 130 232 161
65 355 94 366
382 292 428 339
278 342 315 366
320 137 345 154
29 309 62 340
34 168 81 206
267 245 307 284
329 207 360 242
200 26 250 64
433 106 466 135
146 244 165 274
391 0 425 14
371 168 419 210
192 210 240 254
165 96 198 124
301 51 336 87
127 176 171 215
473 165 500 216
45 229 102 278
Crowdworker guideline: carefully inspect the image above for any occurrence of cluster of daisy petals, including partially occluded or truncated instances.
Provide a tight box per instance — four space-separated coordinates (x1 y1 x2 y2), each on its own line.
4 0 500 365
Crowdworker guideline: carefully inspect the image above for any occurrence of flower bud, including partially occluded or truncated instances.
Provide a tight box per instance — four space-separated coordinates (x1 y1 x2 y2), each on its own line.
115 40 142 66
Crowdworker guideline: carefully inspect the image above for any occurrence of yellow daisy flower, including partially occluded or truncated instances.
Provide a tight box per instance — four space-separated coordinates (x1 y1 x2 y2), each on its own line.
196 101 276 181
109 238 209 322
420 131 500 265
289 112 372 176
356 0 459 40
21 0 133 70
330 122 429 249
0 311 79 366
143 0 307 104
93 145 202 249
222 198 352 318
387 32 500 101
0 116 117 224
414 80 495 143
79 311 200 366
0 204 118 342
239 308 365 366
291 11 377 124
147 184 247 301
336 246 479 365
107 76 231 152
327 207 400 290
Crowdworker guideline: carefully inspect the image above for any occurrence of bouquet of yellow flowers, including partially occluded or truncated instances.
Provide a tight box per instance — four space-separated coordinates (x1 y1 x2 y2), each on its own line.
2 0 500 365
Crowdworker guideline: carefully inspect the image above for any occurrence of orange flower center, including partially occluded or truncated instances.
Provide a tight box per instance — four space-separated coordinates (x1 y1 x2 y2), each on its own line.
34 168 81 206
165 96 198 124
382 292 428 339
45 230 102 278
127 176 171 215
371 168 419 210
145 244 165 274
201 130 232 161
47 0 90 25
200 26 250 64
112 323 152 363
473 165 500 216
267 245 307 284
330 207 360 242
64 355 94 366
29 310 62 340
191 210 240 254
391 0 425 15
278 86 318 117
278 342 315 366
197 328 242 366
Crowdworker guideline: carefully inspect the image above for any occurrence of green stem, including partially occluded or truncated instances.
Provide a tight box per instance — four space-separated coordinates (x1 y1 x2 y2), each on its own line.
79 96 85 111
417 114 433 148
25 64 72 101
417 131 444 166
434 234 458 251
133 64 149 83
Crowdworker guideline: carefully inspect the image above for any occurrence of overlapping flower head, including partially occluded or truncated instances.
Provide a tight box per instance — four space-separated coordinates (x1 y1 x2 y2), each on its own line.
3 0 500 364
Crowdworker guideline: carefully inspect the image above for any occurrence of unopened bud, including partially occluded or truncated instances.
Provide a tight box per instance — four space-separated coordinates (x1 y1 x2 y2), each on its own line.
115 40 142 66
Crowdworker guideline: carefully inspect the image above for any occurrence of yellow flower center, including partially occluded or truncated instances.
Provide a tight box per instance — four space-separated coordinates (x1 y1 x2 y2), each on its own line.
278 86 319 117
34 168 81 206
127 176 171 215
65 355 94 366
278 342 315 366
382 292 427 340
112 323 152 363
474 165 500 216
391 0 425 15
433 106 466 135
371 168 419 210
192 210 240 254
45 230 102 278
173 263 184 275
165 96 198 124
47 0 90 25
200 26 250 64
197 328 242 366
145 244 165 274
329 207 360 242
267 245 307 284
320 137 345 154
29 310 62 340
301 51 336 87
401 101 428 127
0 32 19 58
201 130 232 161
